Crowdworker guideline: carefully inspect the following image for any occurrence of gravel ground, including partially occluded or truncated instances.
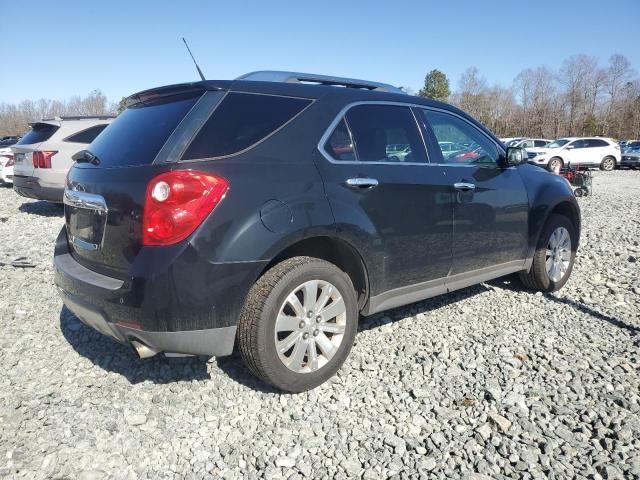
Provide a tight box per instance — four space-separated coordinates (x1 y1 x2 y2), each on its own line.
0 171 639 480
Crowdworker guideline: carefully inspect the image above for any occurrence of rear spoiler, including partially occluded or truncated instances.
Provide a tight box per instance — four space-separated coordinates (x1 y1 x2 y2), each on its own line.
123 81 231 109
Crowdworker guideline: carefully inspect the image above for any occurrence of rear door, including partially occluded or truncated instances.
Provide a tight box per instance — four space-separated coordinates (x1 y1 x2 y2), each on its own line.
315 103 453 297
11 121 60 177
420 108 529 282
585 138 610 165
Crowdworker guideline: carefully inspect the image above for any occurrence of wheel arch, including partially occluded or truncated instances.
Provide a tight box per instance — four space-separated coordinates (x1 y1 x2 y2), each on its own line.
259 235 370 311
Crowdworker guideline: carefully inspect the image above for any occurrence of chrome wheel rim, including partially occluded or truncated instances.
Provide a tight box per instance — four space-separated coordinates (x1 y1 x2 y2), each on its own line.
546 227 571 282
603 158 614 170
274 280 347 373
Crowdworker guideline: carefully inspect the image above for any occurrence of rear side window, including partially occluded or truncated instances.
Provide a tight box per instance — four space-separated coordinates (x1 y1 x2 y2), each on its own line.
587 139 608 147
16 123 59 145
88 92 200 167
182 93 312 160
324 119 355 161
65 124 108 144
337 104 427 163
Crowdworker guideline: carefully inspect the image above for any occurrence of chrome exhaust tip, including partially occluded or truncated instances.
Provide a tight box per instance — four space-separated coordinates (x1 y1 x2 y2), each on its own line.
131 340 158 359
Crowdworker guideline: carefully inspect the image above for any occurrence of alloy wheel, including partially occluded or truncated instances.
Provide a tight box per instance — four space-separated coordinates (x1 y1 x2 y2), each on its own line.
274 280 347 373
545 226 571 282
602 158 615 171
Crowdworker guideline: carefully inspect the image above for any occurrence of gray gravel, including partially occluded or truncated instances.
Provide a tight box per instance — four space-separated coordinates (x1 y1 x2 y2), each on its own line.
1 171 639 479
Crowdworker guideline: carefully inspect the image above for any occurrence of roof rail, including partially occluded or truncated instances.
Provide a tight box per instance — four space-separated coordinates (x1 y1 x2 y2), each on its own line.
236 71 405 94
40 115 117 121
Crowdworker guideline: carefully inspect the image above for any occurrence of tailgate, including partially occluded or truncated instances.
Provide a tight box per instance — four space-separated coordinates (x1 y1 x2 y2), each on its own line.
63 90 212 277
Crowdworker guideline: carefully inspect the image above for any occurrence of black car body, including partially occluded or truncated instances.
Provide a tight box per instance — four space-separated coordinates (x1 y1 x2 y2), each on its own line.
54 71 580 391
621 146 640 169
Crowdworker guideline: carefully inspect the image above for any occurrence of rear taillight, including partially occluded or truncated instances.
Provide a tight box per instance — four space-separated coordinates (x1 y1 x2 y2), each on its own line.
32 151 58 168
5 154 15 167
143 170 229 246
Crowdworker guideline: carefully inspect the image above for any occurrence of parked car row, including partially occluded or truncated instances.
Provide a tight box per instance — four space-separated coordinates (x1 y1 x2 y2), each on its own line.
500 136 623 172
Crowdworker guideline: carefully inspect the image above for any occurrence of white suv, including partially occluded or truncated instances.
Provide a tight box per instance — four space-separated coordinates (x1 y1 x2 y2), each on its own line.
12 116 114 202
527 137 621 171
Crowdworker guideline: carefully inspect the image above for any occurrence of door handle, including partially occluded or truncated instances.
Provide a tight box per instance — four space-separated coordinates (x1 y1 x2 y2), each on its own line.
453 182 475 191
346 178 379 189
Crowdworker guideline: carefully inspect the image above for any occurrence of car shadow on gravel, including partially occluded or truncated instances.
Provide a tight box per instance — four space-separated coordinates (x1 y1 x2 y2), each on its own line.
19 201 64 217
60 307 210 384
358 283 489 332
489 277 639 337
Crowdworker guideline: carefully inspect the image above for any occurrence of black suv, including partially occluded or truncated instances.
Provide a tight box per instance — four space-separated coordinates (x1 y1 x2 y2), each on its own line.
54 71 580 392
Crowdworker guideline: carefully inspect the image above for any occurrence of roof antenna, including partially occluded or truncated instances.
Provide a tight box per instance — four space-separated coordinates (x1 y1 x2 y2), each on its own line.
182 37 206 81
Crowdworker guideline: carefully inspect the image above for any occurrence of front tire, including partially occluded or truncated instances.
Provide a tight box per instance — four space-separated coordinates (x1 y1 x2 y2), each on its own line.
600 156 616 171
519 214 577 292
547 157 563 172
238 256 358 392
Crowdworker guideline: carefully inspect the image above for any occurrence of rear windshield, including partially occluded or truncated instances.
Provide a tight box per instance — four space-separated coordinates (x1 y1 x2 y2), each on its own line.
88 92 201 167
17 123 59 145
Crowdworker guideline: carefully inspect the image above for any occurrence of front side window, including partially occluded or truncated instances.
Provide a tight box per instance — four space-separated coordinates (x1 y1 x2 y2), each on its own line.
341 104 427 163
423 110 499 166
569 140 587 149
182 93 312 160
520 139 534 148
534 140 549 147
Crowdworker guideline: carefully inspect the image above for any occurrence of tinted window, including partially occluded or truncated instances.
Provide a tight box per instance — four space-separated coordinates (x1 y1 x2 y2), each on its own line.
587 139 608 147
423 110 499 166
16 123 59 145
182 93 312 160
570 140 586 148
324 119 355 161
88 92 200 167
344 104 427 163
65 124 108 144
534 140 548 147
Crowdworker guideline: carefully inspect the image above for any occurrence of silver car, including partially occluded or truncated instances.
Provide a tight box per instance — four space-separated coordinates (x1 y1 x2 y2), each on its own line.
12 116 114 202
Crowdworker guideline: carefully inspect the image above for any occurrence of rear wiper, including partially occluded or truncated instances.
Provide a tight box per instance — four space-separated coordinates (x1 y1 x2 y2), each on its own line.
72 149 100 166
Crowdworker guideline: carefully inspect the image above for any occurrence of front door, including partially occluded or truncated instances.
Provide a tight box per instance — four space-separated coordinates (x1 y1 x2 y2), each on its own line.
315 103 454 298
419 108 529 283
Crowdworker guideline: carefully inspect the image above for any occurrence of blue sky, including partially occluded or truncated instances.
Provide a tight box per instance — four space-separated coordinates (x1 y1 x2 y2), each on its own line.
1 0 639 103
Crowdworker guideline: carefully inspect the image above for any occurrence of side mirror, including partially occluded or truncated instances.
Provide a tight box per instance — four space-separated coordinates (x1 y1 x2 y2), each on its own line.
503 146 526 167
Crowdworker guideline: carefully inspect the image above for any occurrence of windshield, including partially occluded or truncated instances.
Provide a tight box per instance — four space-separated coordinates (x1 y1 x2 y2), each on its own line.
88 92 201 167
624 146 640 154
547 139 570 148
16 123 59 145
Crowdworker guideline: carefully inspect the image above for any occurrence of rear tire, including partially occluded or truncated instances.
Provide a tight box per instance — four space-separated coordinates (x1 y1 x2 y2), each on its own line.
547 157 563 172
519 214 577 292
237 256 358 392
600 156 616 171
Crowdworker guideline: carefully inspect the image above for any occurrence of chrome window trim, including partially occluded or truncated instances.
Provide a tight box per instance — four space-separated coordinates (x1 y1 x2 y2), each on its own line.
318 100 505 168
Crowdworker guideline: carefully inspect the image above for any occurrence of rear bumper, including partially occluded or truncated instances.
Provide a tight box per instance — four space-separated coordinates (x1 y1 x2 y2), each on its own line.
58 286 237 356
54 228 266 357
13 175 64 202
620 158 640 167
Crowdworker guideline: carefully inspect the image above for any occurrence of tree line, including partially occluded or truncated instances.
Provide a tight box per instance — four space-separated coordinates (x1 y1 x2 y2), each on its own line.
2 53 639 140
0 90 115 137
417 53 640 140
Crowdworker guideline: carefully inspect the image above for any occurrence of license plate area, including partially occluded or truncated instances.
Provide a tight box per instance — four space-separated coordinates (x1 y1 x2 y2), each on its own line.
64 190 108 251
